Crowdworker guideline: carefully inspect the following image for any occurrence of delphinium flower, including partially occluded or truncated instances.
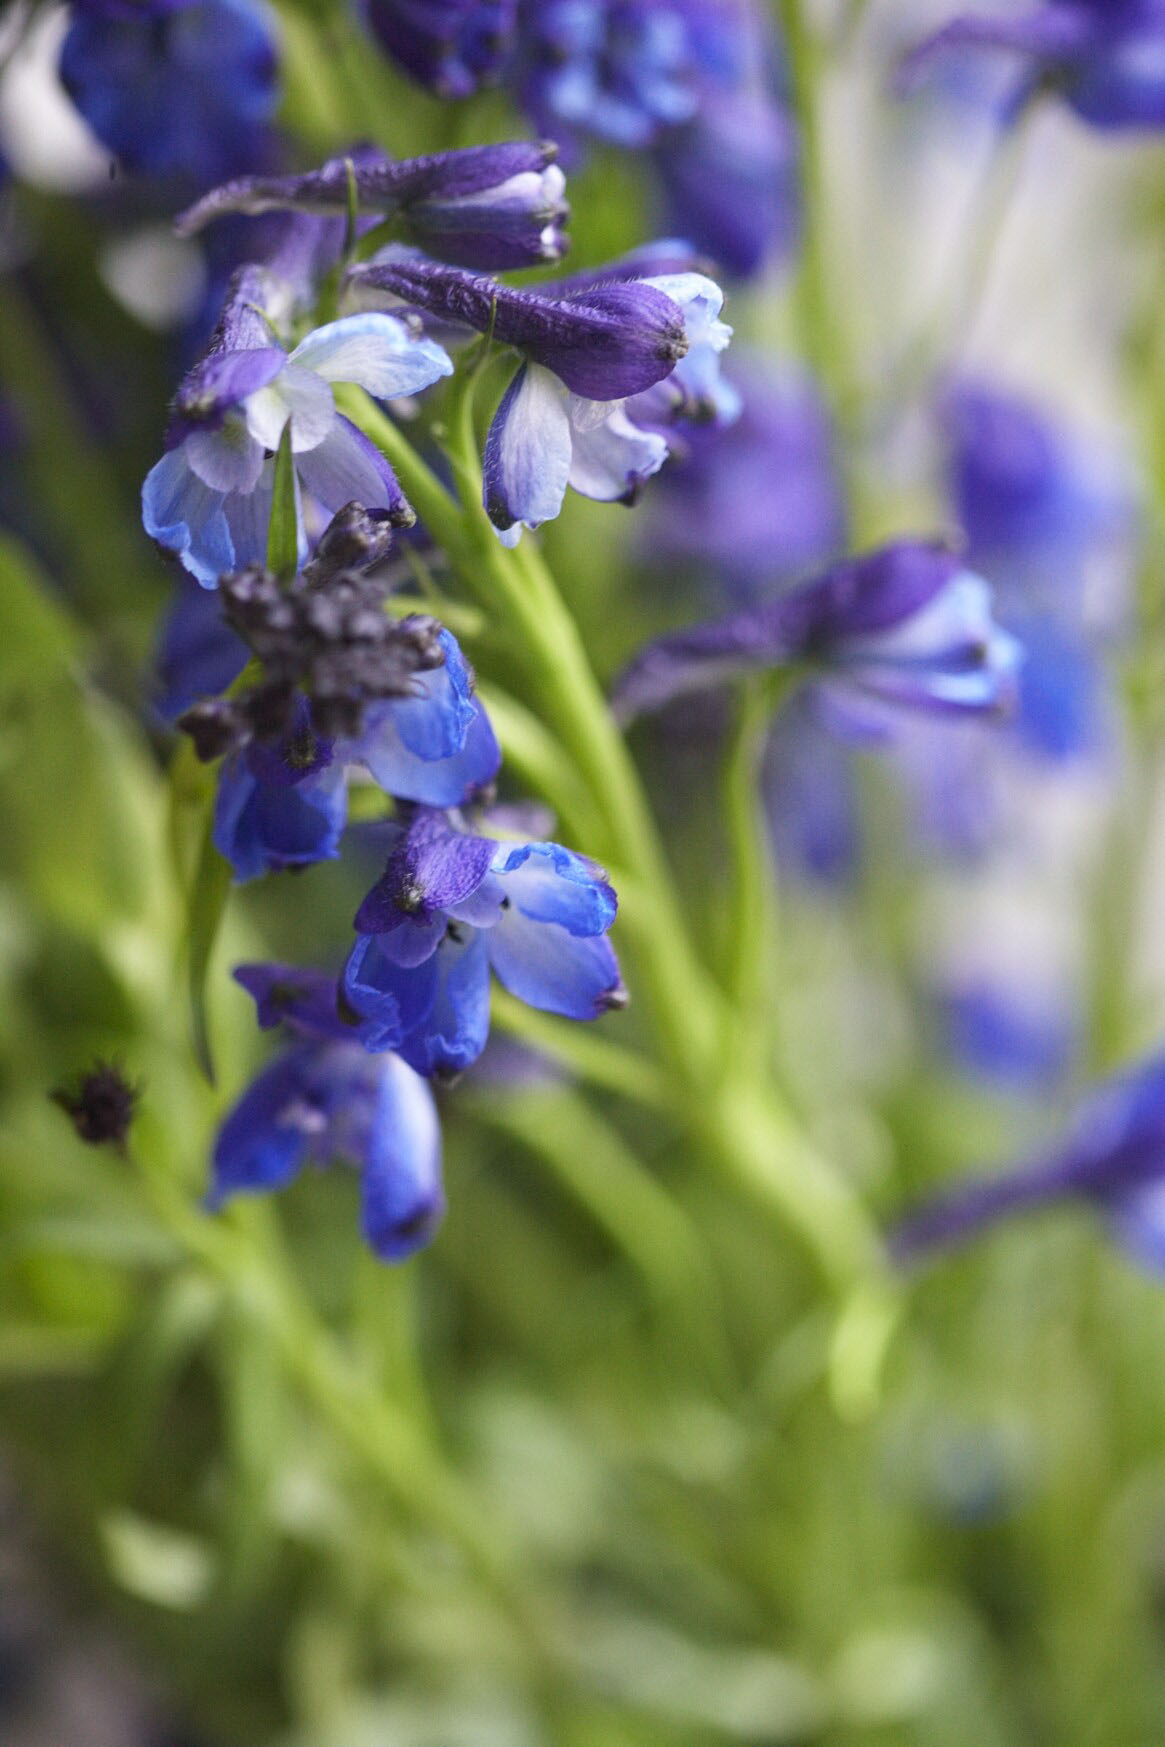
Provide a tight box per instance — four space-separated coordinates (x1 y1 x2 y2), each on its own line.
612 539 1023 725
900 0 1165 131
175 509 501 879
512 0 799 277
345 249 734 539
175 140 570 270
341 805 625 1076
358 0 516 98
210 967 444 1259
890 1050 1165 1275
142 265 454 585
59 0 280 185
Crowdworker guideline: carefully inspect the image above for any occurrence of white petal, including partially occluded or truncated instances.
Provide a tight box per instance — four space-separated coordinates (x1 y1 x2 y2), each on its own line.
243 365 336 453
184 413 266 492
566 402 668 502
289 314 453 399
485 363 572 531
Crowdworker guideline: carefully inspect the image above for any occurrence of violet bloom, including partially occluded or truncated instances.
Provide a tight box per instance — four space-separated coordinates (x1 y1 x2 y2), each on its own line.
342 807 624 1077
612 540 1023 725
359 0 515 97
346 250 732 538
213 631 500 880
60 0 278 185
891 1051 1165 1274
176 140 569 269
211 967 443 1260
900 1 1165 131
513 0 799 277
142 267 453 586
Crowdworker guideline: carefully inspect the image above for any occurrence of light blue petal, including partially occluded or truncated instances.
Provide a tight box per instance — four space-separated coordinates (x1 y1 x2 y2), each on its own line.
483 363 572 532
493 841 618 935
566 401 668 502
142 447 234 587
359 1054 445 1260
487 912 623 1020
295 416 407 517
289 313 453 398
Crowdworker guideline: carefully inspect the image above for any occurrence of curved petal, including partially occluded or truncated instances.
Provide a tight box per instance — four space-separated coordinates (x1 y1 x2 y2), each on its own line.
487 912 624 1019
493 841 617 935
392 630 477 760
398 928 493 1077
213 758 348 882
566 400 668 502
243 365 336 452
142 447 234 587
208 1045 321 1209
341 932 441 1051
356 698 501 805
184 416 267 494
483 363 572 532
289 313 454 398
295 415 409 519
359 1055 446 1260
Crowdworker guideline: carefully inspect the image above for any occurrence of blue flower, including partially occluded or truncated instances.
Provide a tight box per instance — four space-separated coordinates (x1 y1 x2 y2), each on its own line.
359 0 515 97
346 250 732 537
341 807 624 1077
59 0 279 185
209 1026 444 1261
142 268 453 586
176 140 569 269
213 632 500 881
900 1 1165 131
890 1050 1165 1274
612 540 1023 725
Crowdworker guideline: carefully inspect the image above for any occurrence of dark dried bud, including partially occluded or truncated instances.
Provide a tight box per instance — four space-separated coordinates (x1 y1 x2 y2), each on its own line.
51 1061 140 1148
178 698 249 761
302 502 402 585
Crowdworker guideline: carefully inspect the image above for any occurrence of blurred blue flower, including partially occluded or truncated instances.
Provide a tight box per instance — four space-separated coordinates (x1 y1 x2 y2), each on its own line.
213 632 500 880
901 1 1165 131
342 806 624 1076
210 1023 444 1260
891 1050 1165 1274
359 0 515 96
613 540 1023 725
59 0 280 185
154 577 249 722
347 251 732 537
142 268 453 585
176 140 569 269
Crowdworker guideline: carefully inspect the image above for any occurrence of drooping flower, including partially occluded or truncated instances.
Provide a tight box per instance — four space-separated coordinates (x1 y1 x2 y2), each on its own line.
612 540 1023 725
59 0 279 185
210 973 444 1260
210 631 500 880
176 140 569 269
142 266 452 586
346 250 732 537
341 807 624 1077
358 0 516 97
890 1050 1165 1274
900 1 1165 132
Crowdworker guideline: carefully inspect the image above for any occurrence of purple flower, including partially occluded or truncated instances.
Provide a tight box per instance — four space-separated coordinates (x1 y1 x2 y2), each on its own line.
890 1050 1165 1274
341 807 624 1077
612 540 1023 725
346 249 731 535
210 1026 444 1260
359 0 515 97
900 1 1165 131
176 140 569 269
212 632 501 880
142 267 452 585
59 0 279 185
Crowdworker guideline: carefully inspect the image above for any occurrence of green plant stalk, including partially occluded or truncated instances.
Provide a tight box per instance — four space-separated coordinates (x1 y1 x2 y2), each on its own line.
341 386 888 1298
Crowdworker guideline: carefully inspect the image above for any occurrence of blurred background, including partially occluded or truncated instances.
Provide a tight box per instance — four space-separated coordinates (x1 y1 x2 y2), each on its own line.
4 0 1165 1740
